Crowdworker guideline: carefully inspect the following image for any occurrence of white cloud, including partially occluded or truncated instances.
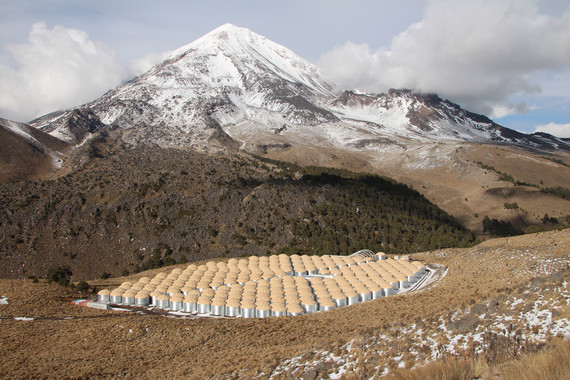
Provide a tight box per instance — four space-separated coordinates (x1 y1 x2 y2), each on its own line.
318 0 570 116
491 101 531 119
0 22 127 122
534 122 570 138
127 50 172 78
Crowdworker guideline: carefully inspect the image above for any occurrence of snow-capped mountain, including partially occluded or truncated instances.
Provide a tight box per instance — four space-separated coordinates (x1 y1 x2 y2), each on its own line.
30 23 570 153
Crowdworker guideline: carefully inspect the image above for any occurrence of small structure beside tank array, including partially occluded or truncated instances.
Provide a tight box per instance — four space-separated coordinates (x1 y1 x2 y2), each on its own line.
98 251 427 318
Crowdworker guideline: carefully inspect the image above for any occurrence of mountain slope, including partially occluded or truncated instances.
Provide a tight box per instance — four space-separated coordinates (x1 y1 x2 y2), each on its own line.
0 118 70 182
0 146 476 279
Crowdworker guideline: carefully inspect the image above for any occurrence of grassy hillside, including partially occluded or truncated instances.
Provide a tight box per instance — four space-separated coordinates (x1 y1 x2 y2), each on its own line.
0 145 476 280
0 229 568 379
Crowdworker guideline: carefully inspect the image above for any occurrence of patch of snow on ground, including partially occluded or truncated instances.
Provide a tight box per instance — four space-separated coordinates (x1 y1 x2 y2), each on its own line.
14 317 34 321
265 274 570 378
0 296 8 305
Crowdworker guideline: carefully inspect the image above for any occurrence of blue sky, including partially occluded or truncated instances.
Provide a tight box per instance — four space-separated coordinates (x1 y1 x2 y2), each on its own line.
1 0 569 138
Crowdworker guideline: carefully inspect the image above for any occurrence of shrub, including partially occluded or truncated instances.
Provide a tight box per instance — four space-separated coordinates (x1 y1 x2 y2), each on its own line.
47 265 73 286
76 280 89 293
482 216 523 237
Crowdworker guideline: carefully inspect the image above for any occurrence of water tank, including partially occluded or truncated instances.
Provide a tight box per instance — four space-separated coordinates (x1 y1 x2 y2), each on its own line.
319 298 337 312
255 301 271 318
211 297 226 316
149 290 163 305
170 294 184 311
122 290 136 306
225 298 241 317
155 294 170 310
109 288 124 304
97 289 111 304
183 294 198 313
330 291 347 307
135 291 150 307
197 295 212 314
241 298 256 318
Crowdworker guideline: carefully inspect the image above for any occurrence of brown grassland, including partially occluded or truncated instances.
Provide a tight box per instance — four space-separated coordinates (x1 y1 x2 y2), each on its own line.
1 229 569 379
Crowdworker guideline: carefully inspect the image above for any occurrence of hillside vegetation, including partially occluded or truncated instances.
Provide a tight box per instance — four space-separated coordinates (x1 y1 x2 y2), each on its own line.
0 145 476 280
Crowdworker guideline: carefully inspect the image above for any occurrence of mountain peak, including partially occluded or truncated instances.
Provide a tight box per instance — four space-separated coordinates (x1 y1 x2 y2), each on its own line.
167 23 261 61
31 24 570 153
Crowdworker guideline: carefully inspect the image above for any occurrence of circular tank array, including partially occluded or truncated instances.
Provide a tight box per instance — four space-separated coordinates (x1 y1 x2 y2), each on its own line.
99 253 427 318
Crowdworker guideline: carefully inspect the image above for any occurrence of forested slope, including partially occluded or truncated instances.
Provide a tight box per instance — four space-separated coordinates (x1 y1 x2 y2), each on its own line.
0 146 476 279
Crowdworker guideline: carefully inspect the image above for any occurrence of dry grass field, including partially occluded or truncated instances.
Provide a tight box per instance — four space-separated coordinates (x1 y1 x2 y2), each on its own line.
1 229 569 379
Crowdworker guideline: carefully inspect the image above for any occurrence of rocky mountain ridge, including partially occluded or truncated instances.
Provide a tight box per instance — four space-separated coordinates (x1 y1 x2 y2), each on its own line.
26 23 569 154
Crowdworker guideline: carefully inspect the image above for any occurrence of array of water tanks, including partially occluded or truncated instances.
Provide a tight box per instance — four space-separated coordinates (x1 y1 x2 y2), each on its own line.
98 253 426 318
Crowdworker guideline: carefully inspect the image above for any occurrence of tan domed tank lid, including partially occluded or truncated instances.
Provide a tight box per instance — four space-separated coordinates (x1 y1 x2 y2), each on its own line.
170 293 184 303
201 288 215 297
166 275 179 284
367 283 382 292
215 285 230 293
167 286 182 294
248 273 262 281
271 303 287 312
211 297 226 307
294 277 309 284
98 289 111 296
270 295 284 303
320 296 337 305
241 299 255 309
110 288 124 296
300 296 317 304
149 290 163 298
256 301 270 310
228 295 242 304
343 287 358 297
226 298 241 308
122 289 137 297
180 285 194 293
156 294 170 301
184 294 198 303
130 282 144 291
197 295 212 304
242 293 255 301
155 272 168 279
135 291 149 299
287 304 304 314
137 276 151 284
119 281 133 290
256 293 270 303
285 293 300 301
273 268 287 276
187 289 200 297
196 280 211 289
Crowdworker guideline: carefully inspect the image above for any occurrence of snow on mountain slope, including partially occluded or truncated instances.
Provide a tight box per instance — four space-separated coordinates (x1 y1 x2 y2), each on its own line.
30 24 570 153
